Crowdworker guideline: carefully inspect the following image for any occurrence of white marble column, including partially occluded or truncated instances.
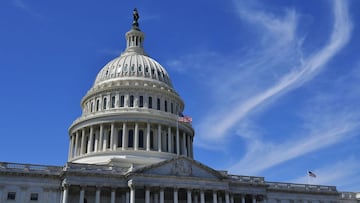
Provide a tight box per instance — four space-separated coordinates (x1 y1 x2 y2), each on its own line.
158 124 162 152
225 192 230 203
176 127 180 155
111 188 116 203
81 128 86 155
252 196 256 203
88 127 94 153
62 186 69 203
110 123 115 150
94 130 99 152
146 123 151 151
98 124 104 151
79 187 85 203
213 191 218 203
174 188 179 203
103 128 108 151
241 195 245 203
130 186 135 203
168 127 172 153
134 123 139 150
122 122 127 150
95 187 101 203
145 187 150 203
200 190 205 203
182 132 187 155
160 188 164 203
187 189 192 203
74 131 79 156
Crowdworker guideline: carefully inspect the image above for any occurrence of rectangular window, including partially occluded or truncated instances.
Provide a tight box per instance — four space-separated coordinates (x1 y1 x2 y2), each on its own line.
157 98 161 110
111 96 115 108
7 192 16 200
171 103 174 114
120 95 124 107
130 95 134 107
148 97 152 109
164 100 168 112
30 193 39 201
139 96 144 107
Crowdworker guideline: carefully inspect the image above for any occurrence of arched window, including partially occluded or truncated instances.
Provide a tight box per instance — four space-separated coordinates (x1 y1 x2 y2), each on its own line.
118 130 123 147
103 97 107 110
164 100 168 112
129 95 134 107
128 130 134 148
91 101 94 112
148 97 152 109
157 98 161 110
139 96 144 107
111 96 115 108
139 130 144 148
120 95 124 107
96 100 100 111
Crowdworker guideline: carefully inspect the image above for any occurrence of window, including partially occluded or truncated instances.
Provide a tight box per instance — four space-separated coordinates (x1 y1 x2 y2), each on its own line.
96 100 100 111
171 103 174 114
118 130 123 147
139 130 144 148
107 130 111 149
103 97 107 110
157 98 161 110
164 100 168 112
139 96 144 107
150 131 154 149
129 95 134 107
148 97 152 109
111 96 115 108
128 130 134 147
120 95 124 107
7 192 16 200
90 102 93 112
30 193 38 201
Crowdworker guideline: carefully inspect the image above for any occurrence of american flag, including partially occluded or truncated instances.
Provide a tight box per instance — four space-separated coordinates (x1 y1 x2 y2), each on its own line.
308 171 316 178
178 113 192 123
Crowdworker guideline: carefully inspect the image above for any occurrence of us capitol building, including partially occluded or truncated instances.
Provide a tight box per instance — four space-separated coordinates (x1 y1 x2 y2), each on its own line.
0 9 359 203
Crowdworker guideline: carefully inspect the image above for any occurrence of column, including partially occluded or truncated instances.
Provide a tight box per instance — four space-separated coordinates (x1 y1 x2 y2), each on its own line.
176 127 180 155
145 187 150 203
103 128 108 151
88 127 94 153
158 124 162 152
225 192 230 203
68 134 74 159
182 132 187 155
252 195 256 203
94 129 99 152
111 188 116 203
79 187 85 203
146 123 151 151
134 123 139 150
81 128 86 155
200 190 205 203
168 127 172 153
130 186 135 203
213 191 218 203
95 187 101 203
62 185 69 203
160 188 164 203
187 189 192 203
230 195 234 203
122 123 127 150
110 123 115 150
174 188 179 203
98 124 104 151
74 131 79 156
241 195 245 203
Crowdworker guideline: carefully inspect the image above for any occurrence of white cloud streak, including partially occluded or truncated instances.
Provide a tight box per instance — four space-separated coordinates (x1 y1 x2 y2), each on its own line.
12 0 42 18
197 0 352 142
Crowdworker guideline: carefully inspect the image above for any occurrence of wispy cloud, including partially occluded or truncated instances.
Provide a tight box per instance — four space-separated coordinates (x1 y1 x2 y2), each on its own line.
12 0 42 18
196 0 352 143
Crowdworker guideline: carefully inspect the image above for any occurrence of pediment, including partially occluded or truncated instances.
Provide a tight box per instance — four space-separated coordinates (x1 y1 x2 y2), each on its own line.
132 157 226 180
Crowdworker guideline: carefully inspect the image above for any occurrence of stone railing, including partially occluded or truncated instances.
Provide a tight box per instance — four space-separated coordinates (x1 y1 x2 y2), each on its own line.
267 182 337 193
228 174 265 184
64 162 129 174
0 162 63 175
340 192 360 200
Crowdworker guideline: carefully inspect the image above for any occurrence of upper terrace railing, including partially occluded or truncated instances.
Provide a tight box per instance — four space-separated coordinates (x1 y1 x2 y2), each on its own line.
267 182 337 193
0 162 62 175
228 174 265 184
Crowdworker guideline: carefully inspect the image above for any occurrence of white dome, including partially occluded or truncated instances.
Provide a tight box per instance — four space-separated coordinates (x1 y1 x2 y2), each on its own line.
94 53 173 87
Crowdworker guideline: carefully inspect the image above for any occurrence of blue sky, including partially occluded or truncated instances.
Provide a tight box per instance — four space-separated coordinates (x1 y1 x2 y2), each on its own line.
1 0 359 192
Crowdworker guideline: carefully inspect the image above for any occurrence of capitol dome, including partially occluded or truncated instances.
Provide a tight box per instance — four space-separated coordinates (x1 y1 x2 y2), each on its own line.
68 9 194 167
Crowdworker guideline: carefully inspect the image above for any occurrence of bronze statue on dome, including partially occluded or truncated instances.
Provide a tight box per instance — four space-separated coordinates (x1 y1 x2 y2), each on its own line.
133 8 139 26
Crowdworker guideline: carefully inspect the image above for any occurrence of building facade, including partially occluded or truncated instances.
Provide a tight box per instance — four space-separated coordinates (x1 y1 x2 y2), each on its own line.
1 10 359 203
